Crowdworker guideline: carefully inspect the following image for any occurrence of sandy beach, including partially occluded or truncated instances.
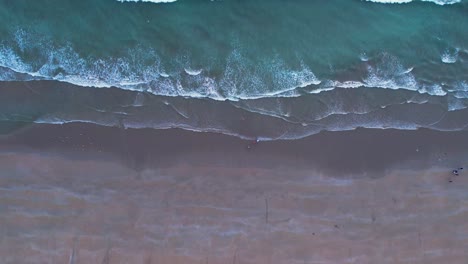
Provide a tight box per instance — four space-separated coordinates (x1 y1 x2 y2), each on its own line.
1 123 468 264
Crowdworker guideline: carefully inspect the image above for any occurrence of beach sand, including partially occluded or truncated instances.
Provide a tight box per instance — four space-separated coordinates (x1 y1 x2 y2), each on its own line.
1 123 468 264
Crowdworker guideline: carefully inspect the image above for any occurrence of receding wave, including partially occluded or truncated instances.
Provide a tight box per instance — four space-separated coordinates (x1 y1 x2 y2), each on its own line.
1 80 467 141
23 93 468 141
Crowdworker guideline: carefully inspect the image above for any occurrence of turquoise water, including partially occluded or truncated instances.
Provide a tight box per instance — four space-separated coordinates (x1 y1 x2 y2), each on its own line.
0 0 467 139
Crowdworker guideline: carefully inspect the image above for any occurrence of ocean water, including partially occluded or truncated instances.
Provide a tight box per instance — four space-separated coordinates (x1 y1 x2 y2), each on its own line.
0 0 467 140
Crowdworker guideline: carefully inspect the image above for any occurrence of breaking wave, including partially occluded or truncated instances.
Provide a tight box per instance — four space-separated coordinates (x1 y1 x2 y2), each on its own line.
365 0 461 5
1 32 466 102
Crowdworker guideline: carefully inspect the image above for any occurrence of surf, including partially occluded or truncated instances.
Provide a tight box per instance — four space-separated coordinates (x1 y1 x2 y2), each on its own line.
365 0 461 5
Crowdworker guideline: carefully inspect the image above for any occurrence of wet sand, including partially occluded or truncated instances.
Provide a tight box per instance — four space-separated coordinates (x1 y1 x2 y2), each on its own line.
1 123 468 264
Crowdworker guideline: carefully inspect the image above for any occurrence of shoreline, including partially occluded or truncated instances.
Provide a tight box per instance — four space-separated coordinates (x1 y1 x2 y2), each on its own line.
1 80 468 142
2 122 468 175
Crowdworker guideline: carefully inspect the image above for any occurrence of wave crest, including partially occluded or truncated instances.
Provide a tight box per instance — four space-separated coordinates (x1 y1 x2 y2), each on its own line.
365 0 460 5
0 30 466 101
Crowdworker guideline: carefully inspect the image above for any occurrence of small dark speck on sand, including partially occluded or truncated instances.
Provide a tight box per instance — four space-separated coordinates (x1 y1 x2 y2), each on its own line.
334 224 339 229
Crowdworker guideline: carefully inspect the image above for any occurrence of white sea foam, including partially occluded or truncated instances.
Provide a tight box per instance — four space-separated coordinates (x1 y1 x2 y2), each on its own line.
116 0 177 3
0 46 32 74
366 0 412 3
336 81 365 88
365 0 460 5
27 117 422 141
0 30 465 102
447 96 466 111
419 84 447 96
360 54 453 96
441 49 458 64
359 52 369 62
421 0 460 4
0 33 323 101
363 53 418 92
184 68 203 76
0 42 460 100
449 81 468 100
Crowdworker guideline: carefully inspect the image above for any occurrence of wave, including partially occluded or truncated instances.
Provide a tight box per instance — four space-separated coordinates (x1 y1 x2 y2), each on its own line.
366 0 412 3
116 0 177 3
231 89 463 130
0 32 323 101
0 30 466 102
184 68 203 76
441 49 459 64
365 0 461 5
2 78 467 141
119 0 462 5
31 101 468 141
0 46 462 100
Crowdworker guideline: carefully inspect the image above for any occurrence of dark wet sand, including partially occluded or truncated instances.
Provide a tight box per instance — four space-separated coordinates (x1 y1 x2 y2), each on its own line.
1 123 468 263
